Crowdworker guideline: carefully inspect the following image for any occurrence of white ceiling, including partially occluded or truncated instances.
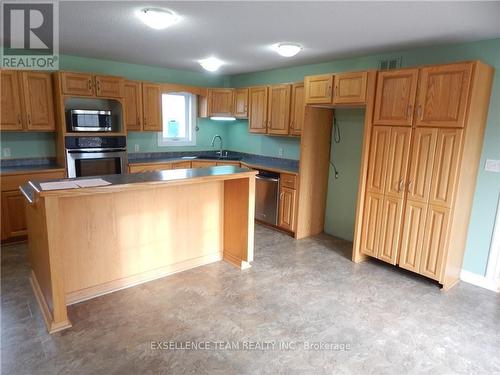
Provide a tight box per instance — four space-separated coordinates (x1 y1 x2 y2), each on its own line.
60 1 500 75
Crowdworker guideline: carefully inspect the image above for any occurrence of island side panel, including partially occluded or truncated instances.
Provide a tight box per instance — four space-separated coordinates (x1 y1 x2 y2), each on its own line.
59 181 225 303
223 176 255 269
27 196 72 333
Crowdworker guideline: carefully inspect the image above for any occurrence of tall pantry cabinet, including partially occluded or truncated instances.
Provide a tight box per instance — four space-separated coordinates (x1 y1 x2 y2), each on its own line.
355 61 494 290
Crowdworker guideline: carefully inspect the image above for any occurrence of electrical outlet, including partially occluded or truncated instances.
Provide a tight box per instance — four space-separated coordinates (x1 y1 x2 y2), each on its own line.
485 159 500 173
3 148 11 157
278 148 284 157
134 144 140 152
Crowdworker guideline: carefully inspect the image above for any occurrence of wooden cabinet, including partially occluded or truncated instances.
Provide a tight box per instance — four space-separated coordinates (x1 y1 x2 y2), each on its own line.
415 63 473 128
378 196 404 265
124 81 143 131
94 75 124 98
0 70 23 131
289 83 304 136
216 161 240 167
398 200 427 273
373 69 419 126
304 74 333 104
248 86 268 134
278 186 296 232
60 72 124 98
366 126 391 194
129 163 172 173
384 127 411 199
142 83 162 131
332 71 368 105
360 192 384 258
1 70 55 131
233 88 249 118
171 161 192 169
267 84 291 135
192 161 217 168
208 89 234 117
1 169 65 241
21 72 55 131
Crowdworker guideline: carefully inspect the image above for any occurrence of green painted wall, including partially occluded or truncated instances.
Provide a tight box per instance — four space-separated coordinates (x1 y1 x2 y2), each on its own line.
0 133 56 159
229 38 500 276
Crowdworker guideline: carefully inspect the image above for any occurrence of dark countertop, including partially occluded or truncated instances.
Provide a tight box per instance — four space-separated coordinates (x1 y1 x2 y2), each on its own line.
20 166 255 203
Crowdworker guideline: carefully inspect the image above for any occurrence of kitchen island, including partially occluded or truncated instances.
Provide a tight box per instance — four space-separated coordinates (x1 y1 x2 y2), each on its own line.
20 166 256 333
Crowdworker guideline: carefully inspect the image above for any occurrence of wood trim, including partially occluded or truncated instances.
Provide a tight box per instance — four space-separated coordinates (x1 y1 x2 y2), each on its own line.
352 71 377 262
66 252 223 305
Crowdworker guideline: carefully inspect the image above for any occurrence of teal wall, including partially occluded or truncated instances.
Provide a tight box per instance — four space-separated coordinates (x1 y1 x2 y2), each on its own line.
0 133 56 158
229 38 500 276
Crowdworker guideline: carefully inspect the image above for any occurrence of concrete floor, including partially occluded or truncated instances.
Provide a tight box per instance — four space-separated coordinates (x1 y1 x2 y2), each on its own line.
2 225 500 374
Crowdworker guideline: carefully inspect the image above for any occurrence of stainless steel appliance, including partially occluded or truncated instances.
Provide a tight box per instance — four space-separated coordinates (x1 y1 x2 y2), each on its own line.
66 136 128 178
68 109 112 132
255 170 280 226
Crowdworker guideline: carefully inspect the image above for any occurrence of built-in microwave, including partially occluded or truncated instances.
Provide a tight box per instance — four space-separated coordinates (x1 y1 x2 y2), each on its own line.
68 109 112 132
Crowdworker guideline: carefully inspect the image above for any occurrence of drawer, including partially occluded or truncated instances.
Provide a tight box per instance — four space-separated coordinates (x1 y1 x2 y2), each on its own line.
1 170 66 192
280 173 297 189
129 163 171 173
216 161 240 167
192 161 217 168
171 161 192 169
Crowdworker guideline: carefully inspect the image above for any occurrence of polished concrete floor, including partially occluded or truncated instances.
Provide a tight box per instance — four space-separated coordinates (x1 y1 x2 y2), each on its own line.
2 225 500 374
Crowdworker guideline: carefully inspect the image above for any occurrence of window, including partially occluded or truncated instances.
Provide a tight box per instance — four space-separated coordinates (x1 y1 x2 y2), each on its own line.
157 92 197 146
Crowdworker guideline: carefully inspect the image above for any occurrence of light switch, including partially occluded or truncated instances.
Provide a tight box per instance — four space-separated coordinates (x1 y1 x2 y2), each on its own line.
485 159 500 173
3 148 11 157
134 144 140 152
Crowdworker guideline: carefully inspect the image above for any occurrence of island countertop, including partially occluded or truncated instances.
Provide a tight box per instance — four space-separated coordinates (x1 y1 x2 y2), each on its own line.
21 166 256 203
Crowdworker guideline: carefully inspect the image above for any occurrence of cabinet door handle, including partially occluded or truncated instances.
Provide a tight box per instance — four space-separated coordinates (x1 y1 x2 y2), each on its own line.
27 113 32 126
397 178 404 192
137 116 141 126
280 192 284 200
407 105 413 119
96 80 101 92
17 114 22 125
407 180 414 193
290 121 294 129
417 104 423 120
144 116 147 126
327 85 332 96
88 79 93 91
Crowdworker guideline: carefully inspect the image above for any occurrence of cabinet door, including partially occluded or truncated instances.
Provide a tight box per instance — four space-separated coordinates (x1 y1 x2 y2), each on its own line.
332 71 368 105
129 163 172 173
385 127 411 199
366 126 391 194
399 200 427 273
0 71 23 130
415 63 473 128
429 129 462 208
216 161 240 167
142 83 162 131
360 192 384 257
289 83 304 136
208 89 234 116
267 84 291 135
60 72 94 96
124 81 142 131
420 205 450 280
304 74 333 104
95 75 124 98
377 196 404 265
279 186 296 231
233 88 248 118
248 86 268 134
407 128 438 203
1 191 27 238
21 72 55 131
373 69 419 126
192 161 217 168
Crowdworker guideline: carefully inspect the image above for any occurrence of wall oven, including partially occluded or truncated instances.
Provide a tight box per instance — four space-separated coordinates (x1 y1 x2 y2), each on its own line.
66 136 128 178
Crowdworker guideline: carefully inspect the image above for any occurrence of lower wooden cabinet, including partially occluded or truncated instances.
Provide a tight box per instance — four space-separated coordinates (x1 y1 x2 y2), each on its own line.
1 169 65 242
278 186 296 232
192 160 217 168
129 163 172 173
171 161 192 169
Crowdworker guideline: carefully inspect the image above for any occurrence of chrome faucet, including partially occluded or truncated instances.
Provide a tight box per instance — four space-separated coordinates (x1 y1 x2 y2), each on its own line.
211 135 224 158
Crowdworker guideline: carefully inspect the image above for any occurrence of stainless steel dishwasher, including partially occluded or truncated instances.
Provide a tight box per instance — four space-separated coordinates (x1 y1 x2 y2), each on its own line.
255 170 280 226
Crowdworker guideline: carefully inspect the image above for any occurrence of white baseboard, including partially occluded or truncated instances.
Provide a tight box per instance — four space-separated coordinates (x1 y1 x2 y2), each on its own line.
460 270 500 293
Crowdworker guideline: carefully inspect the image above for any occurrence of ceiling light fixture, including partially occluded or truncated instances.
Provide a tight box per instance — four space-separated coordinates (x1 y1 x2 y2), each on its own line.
199 57 224 72
138 8 179 30
274 43 303 57
210 116 236 121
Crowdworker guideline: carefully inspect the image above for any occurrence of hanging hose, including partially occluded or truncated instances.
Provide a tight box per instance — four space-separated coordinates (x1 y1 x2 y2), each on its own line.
330 117 341 179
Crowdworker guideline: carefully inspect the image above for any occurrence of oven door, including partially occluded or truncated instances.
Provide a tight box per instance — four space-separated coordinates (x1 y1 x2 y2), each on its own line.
66 149 128 178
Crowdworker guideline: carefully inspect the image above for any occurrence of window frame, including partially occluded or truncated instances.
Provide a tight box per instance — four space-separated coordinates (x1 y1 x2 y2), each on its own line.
157 91 197 147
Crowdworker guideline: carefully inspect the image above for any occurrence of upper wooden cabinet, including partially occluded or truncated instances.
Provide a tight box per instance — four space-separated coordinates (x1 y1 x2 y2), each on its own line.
415 63 473 128
233 88 249 118
0 70 23 131
289 83 304 136
142 83 162 131
332 71 368 105
60 72 124 98
124 81 143 131
21 72 56 131
267 84 291 135
0 70 55 132
208 88 234 117
304 74 333 104
248 86 268 134
373 69 419 126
